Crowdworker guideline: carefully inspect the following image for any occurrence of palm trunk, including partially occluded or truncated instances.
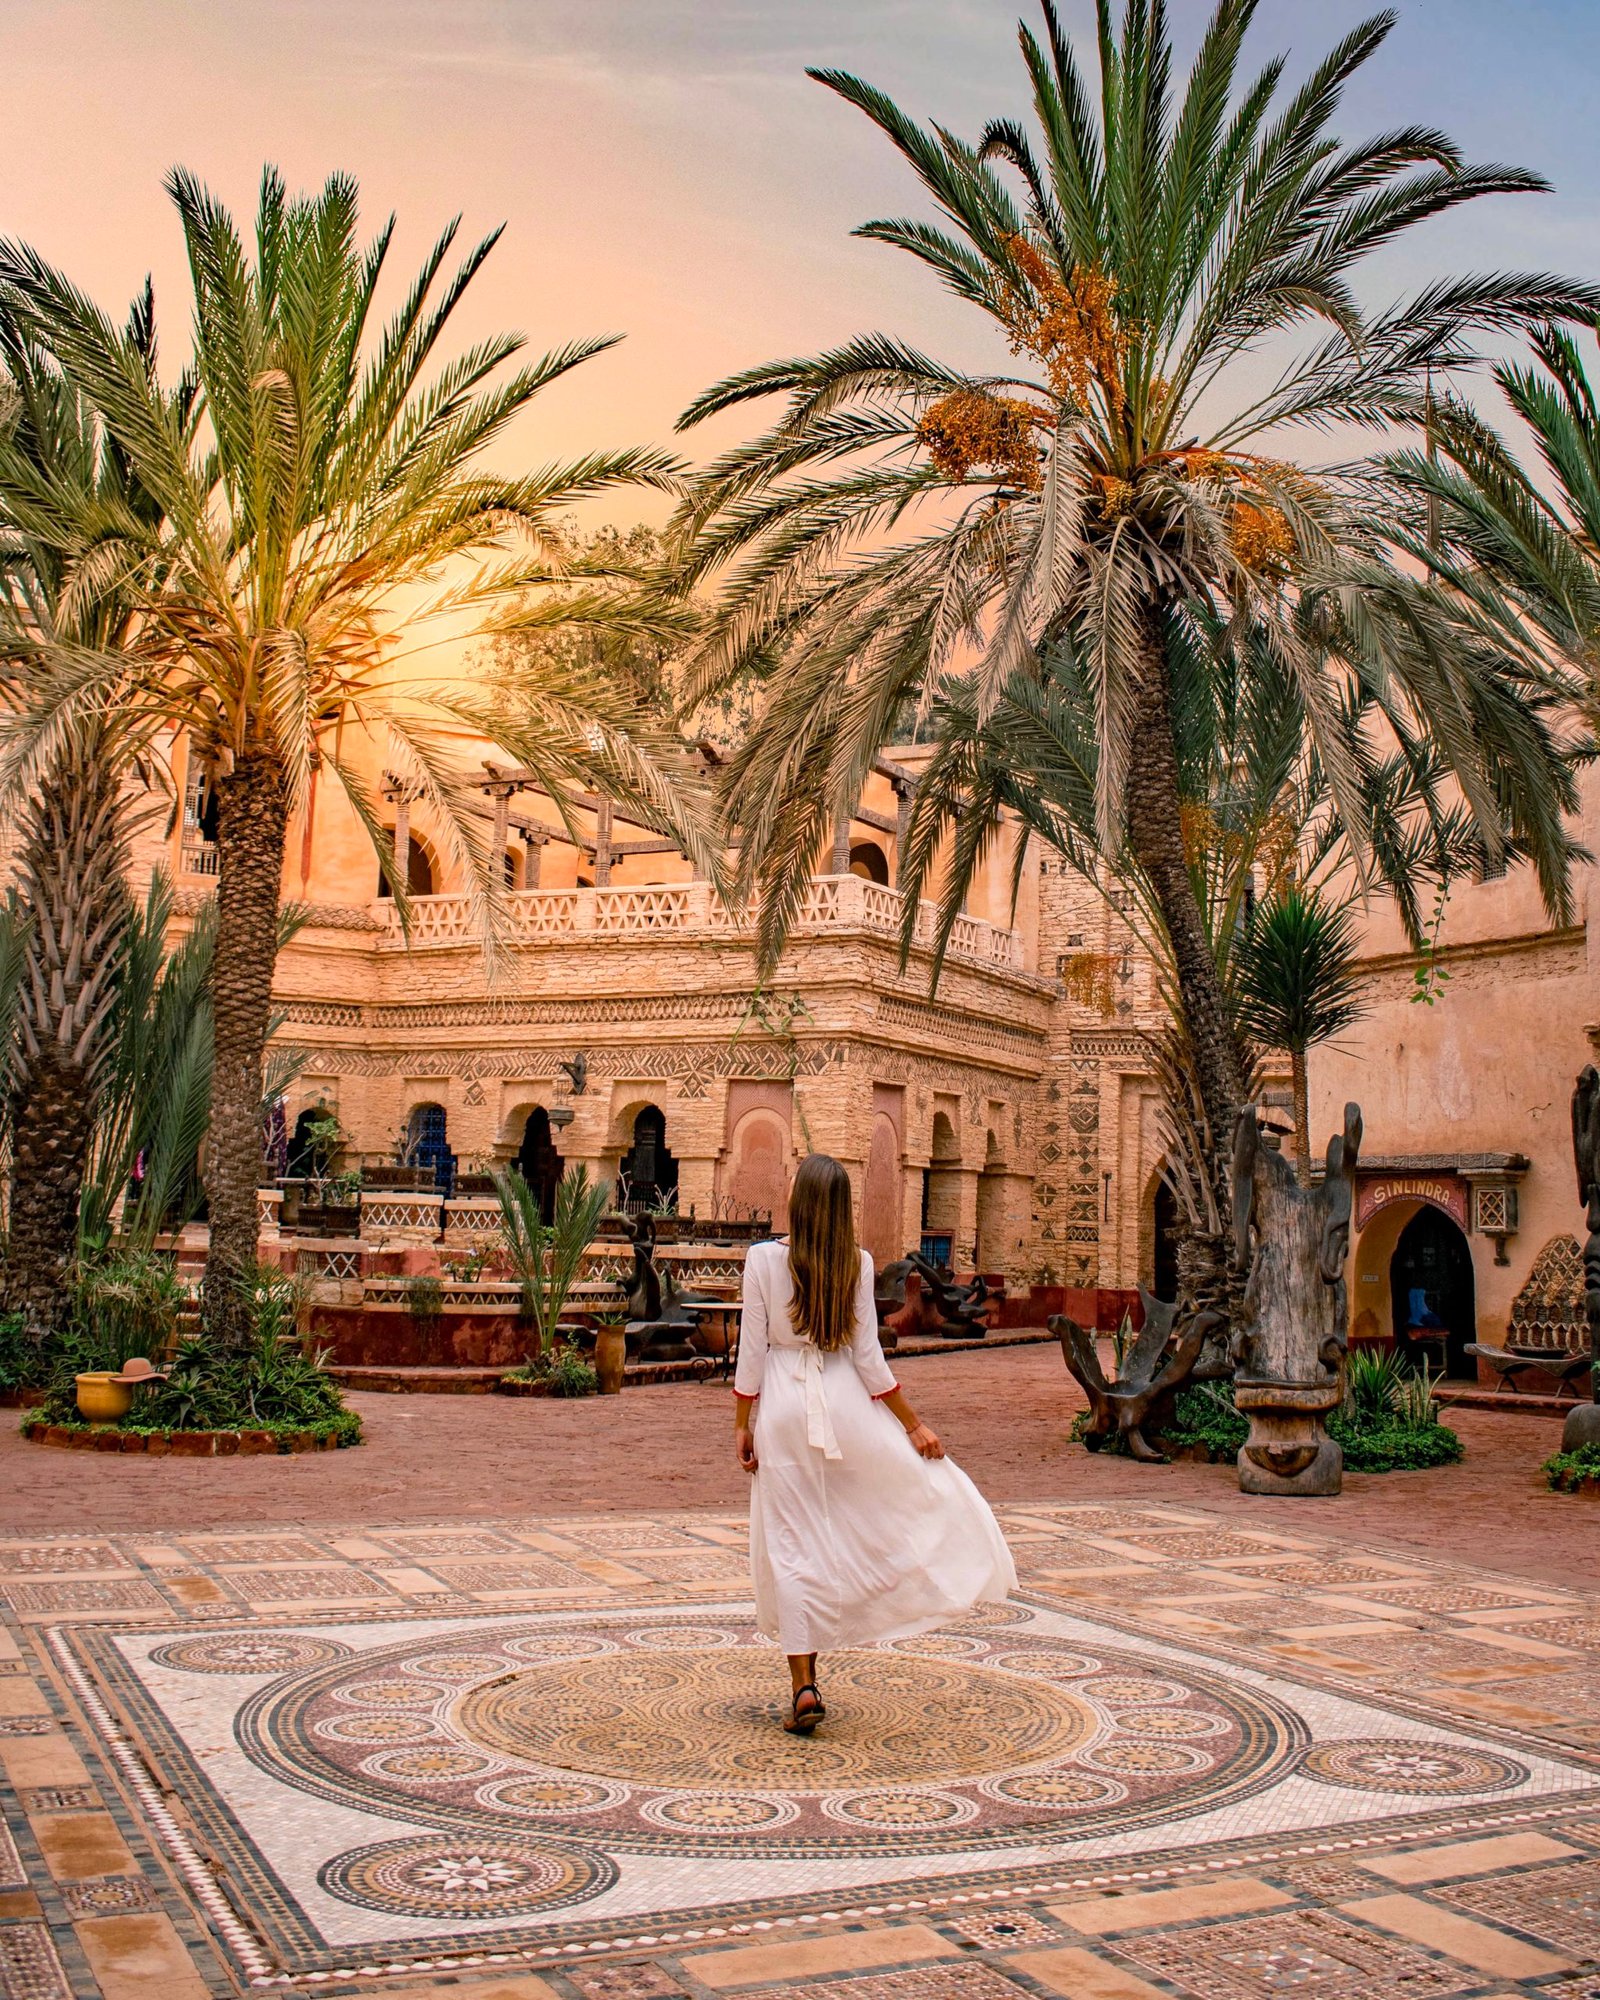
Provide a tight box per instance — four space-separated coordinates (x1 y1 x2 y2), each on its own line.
1292 1048 1311 1190
201 745 288 1351
5 745 129 1341
1123 620 1249 1328
1123 622 1248 1137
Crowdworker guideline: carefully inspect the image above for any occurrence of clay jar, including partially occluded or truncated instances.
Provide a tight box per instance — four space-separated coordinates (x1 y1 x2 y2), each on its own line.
593 1322 627 1396
75 1373 134 1423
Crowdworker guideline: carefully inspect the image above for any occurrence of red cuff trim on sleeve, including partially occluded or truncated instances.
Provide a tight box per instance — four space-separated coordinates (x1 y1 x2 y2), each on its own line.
731 1388 760 1399
871 1382 900 1400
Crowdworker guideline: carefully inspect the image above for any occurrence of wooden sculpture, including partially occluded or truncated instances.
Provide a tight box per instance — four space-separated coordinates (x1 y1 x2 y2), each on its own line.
1051 1289 1223 1462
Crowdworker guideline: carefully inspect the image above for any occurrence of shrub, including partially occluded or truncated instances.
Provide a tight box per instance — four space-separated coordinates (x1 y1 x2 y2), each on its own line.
1328 1412 1464 1471
1162 1381 1249 1458
32 1264 361 1445
70 1253 185 1370
403 1273 444 1322
1542 1442 1600 1492
0 1313 35 1392
503 1341 598 1398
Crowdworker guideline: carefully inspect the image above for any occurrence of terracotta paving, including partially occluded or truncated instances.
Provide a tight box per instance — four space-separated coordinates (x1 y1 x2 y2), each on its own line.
1 1479 1598 1999
0 1346 1582 1586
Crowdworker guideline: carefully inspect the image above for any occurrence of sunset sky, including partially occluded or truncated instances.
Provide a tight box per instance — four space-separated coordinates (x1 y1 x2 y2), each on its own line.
10 0 1600 527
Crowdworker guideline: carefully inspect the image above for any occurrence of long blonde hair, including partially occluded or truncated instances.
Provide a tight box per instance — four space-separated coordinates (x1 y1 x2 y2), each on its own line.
787 1154 859 1353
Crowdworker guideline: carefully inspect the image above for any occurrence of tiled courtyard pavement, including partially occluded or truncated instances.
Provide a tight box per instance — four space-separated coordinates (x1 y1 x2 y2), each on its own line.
1 1495 1597 2000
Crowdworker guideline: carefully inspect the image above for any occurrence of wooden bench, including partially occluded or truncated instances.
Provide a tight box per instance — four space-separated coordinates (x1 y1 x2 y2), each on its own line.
1464 1341 1591 1396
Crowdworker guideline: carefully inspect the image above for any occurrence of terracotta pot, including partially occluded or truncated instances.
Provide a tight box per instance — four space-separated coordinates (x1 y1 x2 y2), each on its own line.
594 1324 627 1396
75 1373 133 1423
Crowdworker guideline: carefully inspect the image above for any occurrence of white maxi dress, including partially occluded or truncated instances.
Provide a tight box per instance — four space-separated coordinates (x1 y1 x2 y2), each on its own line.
736 1238 1016 1653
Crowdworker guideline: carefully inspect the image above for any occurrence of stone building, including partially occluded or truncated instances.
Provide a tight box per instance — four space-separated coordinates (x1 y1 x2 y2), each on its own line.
133 727 1598 1357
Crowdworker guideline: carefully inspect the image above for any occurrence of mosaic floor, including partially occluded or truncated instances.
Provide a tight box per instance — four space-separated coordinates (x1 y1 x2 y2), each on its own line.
1 1501 1598 1998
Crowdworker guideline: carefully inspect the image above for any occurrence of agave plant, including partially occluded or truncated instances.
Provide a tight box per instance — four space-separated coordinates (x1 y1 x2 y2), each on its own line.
0 166 716 1348
493 1163 611 1362
674 0 1595 1214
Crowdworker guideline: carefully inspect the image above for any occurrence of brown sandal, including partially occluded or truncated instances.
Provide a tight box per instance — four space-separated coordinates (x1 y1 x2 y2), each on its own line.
783 1683 825 1734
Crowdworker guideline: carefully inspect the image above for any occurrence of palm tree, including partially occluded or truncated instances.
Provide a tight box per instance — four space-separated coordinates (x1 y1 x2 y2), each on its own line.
0 287 185 1339
898 608 1530 1299
0 167 716 1348
674 0 1595 1190
1234 885 1366 1186
1389 324 1600 727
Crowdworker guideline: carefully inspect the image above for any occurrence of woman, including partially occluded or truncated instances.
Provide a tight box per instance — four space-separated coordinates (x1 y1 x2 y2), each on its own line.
734 1154 1016 1733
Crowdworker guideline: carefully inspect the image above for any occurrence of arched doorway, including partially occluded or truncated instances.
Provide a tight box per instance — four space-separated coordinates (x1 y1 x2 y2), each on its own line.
1390 1206 1475 1377
288 1106 333 1179
515 1107 564 1223
377 834 437 898
849 841 890 885
619 1105 678 1212
406 1102 455 1194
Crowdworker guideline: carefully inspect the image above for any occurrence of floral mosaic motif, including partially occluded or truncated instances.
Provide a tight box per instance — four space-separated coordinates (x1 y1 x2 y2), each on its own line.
640 1791 799 1831
318 1833 614 1918
1298 1737 1528 1794
821 1789 978 1828
58 1874 158 1917
479 1775 627 1816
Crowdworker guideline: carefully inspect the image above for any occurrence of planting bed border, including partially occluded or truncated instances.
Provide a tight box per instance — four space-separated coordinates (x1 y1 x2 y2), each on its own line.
21 1420 348 1456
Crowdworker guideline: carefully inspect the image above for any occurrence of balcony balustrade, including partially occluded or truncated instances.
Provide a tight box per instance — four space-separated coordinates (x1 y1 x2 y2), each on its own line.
372 873 1024 971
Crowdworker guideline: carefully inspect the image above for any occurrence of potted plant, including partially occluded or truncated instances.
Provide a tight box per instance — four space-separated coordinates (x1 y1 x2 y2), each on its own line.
493 1164 611 1369
593 1316 628 1394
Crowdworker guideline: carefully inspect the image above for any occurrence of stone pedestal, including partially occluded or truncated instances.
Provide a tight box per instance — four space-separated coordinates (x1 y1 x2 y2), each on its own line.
1235 1379 1343 1496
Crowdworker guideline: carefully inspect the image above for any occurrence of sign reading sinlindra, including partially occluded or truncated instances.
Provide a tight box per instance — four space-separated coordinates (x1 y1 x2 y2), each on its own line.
1354 1174 1469 1233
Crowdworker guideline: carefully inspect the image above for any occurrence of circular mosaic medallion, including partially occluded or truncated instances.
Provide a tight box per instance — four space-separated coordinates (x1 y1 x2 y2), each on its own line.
335 1678 444 1709
149 1634 352 1676
362 1748 499 1784
981 1769 1125 1809
479 1775 625 1816
989 1649 1095 1680
1079 1675 1187 1706
457 1647 1089 1789
890 1633 990 1659
626 1626 741 1650
640 1791 798 1832
239 1619 1302 1859
953 1601 1032 1630
1300 1738 1528 1795
405 1652 514 1683
319 1834 611 1919
1085 1739 1208 1775
822 1789 977 1829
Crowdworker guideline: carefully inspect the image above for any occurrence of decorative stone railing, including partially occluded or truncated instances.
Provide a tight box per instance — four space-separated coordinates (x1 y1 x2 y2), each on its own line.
373 875 1025 972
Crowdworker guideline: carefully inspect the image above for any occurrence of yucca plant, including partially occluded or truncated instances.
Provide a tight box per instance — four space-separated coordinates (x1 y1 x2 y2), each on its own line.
493 1163 610 1362
675 0 1595 1229
1235 885 1368 1186
0 165 717 1348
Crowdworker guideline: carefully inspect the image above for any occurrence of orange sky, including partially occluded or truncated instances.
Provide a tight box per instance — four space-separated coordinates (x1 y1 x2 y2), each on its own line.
8 1 1600 530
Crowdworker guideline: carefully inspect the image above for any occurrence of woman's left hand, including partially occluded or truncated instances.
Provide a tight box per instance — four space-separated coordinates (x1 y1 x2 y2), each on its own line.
736 1426 759 1473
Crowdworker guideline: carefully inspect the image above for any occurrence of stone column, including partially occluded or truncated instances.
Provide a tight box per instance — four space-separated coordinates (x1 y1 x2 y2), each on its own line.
392 795 411 891
593 798 614 888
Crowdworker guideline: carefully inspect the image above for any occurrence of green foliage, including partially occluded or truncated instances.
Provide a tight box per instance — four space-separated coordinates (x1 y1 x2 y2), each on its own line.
1328 1410 1464 1472
1162 1381 1249 1458
1234 887 1367 1059
403 1274 444 1322
0 1312 33 1391
504 1340 599 1398
493 1165 609 1359
68 1252 185 1370
34 1265 359 1444
1542 1443 1600 1492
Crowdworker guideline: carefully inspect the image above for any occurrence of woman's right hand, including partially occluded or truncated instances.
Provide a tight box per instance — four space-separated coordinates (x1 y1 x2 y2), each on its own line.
906 1422 944 1460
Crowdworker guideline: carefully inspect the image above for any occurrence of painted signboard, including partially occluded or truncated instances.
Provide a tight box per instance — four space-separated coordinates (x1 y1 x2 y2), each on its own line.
1354 1173 1469 1233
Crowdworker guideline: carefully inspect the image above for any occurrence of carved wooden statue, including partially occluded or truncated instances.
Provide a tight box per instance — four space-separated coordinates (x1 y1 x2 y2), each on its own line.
1229 1101 1361 1496
1052 1290 1223 1462
1564 1068 1600 1449
875 1255 993 1342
